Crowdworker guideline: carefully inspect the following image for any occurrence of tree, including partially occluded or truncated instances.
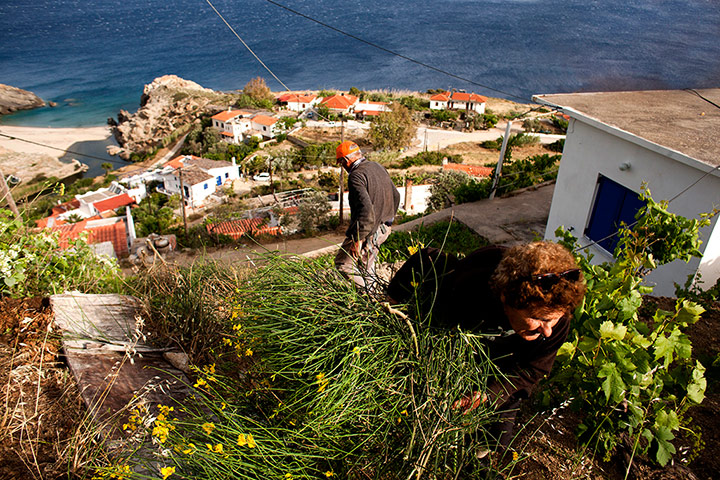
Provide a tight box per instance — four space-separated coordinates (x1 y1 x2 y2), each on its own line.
243 77 273 103
368 104 416 151
297 190 331 235
101 162 113 176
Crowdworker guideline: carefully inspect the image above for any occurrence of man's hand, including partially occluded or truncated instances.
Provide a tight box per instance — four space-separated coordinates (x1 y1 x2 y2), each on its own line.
452 391 487 413
348 240 361 258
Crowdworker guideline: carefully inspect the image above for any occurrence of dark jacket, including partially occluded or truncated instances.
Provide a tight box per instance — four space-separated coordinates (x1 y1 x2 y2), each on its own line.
387 246 571 405
346 159 400 242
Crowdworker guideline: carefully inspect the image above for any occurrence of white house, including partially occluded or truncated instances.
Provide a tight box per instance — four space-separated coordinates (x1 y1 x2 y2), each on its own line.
534 89 720 296
159 155 240 208
251 114 280 139
277 93 319 112
319 94 359 115
211 109 253 143
429 91 487 114
354 100 389 119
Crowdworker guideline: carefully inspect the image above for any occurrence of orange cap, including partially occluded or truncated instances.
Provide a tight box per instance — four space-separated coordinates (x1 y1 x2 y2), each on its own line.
336 141 360 160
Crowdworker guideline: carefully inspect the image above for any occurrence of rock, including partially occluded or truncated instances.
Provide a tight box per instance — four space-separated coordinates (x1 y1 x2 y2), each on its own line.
163 351 190 373
106 145 123 156
110 75 228 160
48 101 57 107
0 84 45 115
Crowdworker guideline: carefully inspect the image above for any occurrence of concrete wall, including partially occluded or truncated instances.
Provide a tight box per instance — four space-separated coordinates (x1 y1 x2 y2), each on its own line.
545 118 720 296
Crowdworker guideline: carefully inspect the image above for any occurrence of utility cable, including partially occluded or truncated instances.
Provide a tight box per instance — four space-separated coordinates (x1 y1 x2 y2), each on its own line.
0 132 131 164
260 0 529 103
684 88 720 111
205 0 291 91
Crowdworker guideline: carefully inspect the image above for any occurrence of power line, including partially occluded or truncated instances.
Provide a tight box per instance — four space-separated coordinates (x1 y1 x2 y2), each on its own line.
205 0 291 91
684 88 720 111
260 0 529 103
0 132 131 165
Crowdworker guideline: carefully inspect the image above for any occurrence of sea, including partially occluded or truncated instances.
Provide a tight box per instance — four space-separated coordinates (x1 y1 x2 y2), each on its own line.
1 0 719 174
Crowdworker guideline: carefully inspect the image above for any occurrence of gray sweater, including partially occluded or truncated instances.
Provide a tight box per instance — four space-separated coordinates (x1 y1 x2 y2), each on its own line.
346 159 400 241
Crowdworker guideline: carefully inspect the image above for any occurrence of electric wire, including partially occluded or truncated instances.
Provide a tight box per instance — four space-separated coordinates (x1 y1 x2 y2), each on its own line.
205 0 291 91
0 132 132 164
684 88 720 111
259 0 529 103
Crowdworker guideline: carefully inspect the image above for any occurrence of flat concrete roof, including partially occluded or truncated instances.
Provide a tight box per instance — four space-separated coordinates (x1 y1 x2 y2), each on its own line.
533 89 720 167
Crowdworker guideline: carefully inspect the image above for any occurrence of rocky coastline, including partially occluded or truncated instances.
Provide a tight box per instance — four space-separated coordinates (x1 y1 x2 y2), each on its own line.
109 75 232 160
0 84 46 115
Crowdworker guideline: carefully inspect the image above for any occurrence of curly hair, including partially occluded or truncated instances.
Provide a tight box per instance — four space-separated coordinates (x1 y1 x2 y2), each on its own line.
491 241 586 311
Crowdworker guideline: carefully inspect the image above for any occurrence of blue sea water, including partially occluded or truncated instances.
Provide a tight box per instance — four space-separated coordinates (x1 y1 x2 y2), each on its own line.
1 0 719 129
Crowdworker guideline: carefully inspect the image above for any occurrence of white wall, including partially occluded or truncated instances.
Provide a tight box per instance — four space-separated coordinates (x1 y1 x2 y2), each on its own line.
545 118 720 296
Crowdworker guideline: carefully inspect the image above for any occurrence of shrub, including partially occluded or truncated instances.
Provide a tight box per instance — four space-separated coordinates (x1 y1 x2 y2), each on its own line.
379 220 488 263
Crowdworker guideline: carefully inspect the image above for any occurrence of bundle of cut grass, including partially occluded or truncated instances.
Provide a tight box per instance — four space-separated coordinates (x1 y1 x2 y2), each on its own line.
113 255 510 479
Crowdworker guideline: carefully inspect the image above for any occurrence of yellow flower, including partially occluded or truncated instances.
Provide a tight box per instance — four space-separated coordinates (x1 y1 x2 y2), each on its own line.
206 443 223 453
285 474 293 480
194 378 207 388
410 280 419 288
245 348 253 356
316 372 329 393
203 364 216 374
223 338 233 346
182 443 196 455
201 422 215 434
352 346 360 354
157 404 174 417
221 402 227 410
237 433 247 447
152 424 170 443
233 323 243 331
325 472 335 478
401 409 408 416
512 451 519 461
247 433 257 448
160 466 175 479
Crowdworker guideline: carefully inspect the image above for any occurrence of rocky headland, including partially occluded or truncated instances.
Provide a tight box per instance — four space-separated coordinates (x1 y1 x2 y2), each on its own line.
110 75 236 160
0 84 46 115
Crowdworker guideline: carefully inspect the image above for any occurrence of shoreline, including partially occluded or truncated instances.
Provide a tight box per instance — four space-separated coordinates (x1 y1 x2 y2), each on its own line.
0 125 113 161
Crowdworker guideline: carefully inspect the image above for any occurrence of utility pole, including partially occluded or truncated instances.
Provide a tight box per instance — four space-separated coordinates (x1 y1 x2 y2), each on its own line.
177 167 188 236
339 118 345 224
489 121 513 200
0 169 20 219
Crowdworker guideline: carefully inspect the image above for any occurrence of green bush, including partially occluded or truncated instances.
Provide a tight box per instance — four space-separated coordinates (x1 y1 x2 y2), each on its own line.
396 151 462 169
0 212 122 297
379 220 488 263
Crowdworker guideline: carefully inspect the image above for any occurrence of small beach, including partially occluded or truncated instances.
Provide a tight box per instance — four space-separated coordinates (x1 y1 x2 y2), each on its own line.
0 125 112 160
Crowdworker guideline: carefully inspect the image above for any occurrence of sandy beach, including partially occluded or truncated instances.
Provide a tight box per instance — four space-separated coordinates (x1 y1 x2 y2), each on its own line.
0 125 112 160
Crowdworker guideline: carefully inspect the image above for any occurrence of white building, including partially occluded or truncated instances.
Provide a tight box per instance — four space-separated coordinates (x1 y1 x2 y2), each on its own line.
277 93 320 112
251 114 280 139
159 155 240 208
534 89 720 296
429 91 487 114
211 109 253 143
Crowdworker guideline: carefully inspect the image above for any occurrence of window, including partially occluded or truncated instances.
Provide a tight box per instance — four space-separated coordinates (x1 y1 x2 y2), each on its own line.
585 175 644 253
183 185 189 197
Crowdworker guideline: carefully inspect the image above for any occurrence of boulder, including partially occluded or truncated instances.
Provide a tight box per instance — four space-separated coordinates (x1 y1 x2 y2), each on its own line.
0 84 45 115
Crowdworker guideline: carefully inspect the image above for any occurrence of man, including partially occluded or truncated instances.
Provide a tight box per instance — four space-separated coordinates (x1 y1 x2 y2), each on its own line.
387 241 586 451
335 141 400 291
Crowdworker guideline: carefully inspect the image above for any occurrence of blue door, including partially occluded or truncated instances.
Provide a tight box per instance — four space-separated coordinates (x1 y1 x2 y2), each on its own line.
585 176 644 253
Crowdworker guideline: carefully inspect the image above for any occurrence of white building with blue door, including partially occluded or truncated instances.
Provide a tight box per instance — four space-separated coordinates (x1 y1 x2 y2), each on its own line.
534 89 720 296
159 155 240 208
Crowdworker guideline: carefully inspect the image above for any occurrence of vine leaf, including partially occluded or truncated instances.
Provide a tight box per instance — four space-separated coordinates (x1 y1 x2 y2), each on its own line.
599 321 627 341
598 362 625 403
654 426 676 466
687 361 707 404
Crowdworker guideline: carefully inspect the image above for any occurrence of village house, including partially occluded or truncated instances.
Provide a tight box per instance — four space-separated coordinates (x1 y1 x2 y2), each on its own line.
354 100 390 119
251 114 280 139
429 91 487 114
319 93 359 115
211 109 253 143
277 93 320 112
158 155 240 208
534 88 720 296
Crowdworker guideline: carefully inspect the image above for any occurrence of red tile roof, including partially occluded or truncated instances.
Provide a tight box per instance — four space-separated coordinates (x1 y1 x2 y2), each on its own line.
443 163 494 178
279 93 316 103
206 218 281 240
357 110 382 116
51 219 129 257
252 114 278 126
51 199 80 216
320 94 358 110
93 193 135 213
430 92 451 102
212 110 249 122
164 155 202 169
220 131 234 137
451 92 487 103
